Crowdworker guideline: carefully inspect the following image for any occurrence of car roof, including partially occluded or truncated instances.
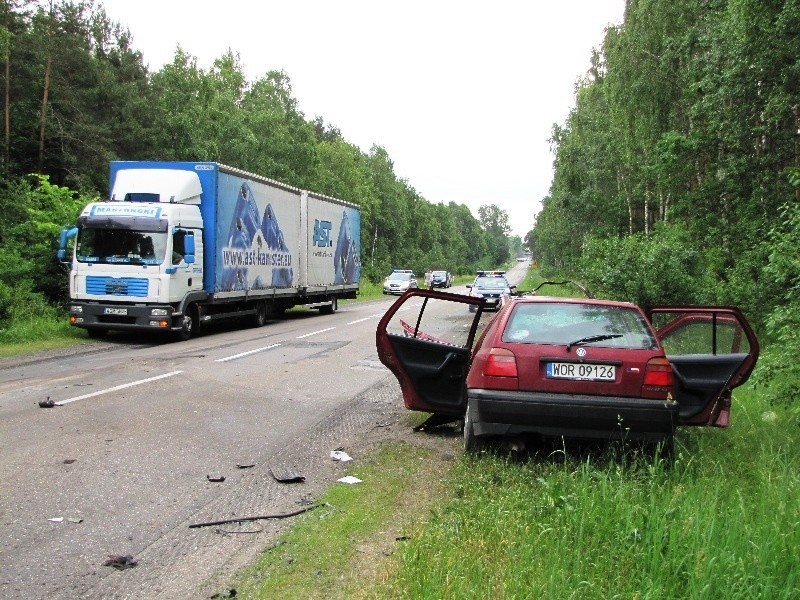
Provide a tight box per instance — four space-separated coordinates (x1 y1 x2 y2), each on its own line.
507 295 639 309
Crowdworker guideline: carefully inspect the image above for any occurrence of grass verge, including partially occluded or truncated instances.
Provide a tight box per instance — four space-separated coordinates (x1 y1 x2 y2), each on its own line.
0 316 88 357
233 381 800 599
385 384 800 599
233 437 457 599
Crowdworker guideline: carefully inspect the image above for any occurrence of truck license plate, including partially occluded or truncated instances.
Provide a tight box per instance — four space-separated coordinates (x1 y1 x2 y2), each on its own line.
546 362 615 381
104 307 128 315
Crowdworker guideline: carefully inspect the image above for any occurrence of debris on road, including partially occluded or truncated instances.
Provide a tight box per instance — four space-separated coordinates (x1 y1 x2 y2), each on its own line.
188 504 319 529
330 450 352 462
337 475 362 485
206 474 226 482
269 465 305 483
39 396 55 408
103 554 138 570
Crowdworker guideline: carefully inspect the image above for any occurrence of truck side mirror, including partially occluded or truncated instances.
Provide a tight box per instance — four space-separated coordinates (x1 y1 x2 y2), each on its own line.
57 226 78 263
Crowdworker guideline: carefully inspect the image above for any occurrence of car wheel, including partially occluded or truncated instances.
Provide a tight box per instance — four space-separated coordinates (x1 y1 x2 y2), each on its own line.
463 399 484 454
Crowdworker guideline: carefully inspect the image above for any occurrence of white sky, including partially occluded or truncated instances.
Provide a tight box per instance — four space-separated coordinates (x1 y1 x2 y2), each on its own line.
99 0 625 237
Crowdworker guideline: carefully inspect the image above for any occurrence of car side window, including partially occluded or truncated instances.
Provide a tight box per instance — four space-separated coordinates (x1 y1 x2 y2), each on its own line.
384 297 475 348
654 312 751 355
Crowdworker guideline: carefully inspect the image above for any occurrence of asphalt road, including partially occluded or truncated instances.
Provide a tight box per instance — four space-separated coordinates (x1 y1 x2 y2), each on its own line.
0 262 528 599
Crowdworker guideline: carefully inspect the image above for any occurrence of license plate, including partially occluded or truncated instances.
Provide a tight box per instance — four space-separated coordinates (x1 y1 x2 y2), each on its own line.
104 307 128 315
546 362 616 381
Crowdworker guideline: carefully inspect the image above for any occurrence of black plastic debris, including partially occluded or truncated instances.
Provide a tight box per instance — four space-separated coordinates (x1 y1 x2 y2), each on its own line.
236 463 255 469
206 474 226 483
211 589 237 599
103 554 138 570
39 396 55 408
189 504 319 529
269 465 305 483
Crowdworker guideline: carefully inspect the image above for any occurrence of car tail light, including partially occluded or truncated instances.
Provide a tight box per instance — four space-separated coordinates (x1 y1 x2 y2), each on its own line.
484 347 518 378
643 357 673 388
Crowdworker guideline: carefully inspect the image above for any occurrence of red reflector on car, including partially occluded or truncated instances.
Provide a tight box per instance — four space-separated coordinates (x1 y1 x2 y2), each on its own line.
643 357 673 387
484 347 518 378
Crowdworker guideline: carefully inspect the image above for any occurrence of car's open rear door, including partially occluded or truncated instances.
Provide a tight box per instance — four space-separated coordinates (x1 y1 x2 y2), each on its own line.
376 289 484 417
648 306 759 427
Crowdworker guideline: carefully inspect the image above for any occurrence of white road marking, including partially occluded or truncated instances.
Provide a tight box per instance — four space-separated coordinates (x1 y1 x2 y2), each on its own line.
216 343 282 362
55 371 184 406
296 327 335 339
347 312 385 325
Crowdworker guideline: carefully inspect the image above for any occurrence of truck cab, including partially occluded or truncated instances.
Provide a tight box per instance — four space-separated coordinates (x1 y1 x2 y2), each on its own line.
60 168 205 338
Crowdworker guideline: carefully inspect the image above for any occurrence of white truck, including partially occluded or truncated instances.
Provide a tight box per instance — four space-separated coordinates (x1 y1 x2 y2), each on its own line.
58 161 360 340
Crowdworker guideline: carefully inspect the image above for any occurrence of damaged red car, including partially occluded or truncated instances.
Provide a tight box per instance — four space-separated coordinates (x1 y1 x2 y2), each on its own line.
376 289 759 453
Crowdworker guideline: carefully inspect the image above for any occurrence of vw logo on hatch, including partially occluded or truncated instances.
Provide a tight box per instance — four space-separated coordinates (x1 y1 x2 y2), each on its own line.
576 347 587 357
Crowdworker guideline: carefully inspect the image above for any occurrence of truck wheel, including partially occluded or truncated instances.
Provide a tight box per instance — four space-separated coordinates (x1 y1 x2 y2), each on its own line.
252 301 268 327
177 304 197 341
319 297 338 315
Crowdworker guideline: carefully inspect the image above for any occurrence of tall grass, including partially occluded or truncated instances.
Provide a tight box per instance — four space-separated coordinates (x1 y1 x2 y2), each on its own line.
387 385 800 599
0 305 87 355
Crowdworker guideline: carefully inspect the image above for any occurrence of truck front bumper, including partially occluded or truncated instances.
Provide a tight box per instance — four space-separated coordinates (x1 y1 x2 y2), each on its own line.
69 302 181 333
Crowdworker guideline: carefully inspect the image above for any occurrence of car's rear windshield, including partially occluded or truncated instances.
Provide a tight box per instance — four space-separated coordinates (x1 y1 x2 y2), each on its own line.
502 302 658 349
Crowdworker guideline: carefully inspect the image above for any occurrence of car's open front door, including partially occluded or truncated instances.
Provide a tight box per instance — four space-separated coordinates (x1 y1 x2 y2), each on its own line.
376 289 484 416
648 306 759 427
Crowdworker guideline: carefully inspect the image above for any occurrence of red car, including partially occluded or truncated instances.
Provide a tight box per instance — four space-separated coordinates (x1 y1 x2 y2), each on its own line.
376 289 759 452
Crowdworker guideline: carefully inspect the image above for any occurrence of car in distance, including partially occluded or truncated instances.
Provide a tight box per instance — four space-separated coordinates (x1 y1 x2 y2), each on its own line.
431 270 453 288
382 269 418 295
466 270 514 312
376 289 759 453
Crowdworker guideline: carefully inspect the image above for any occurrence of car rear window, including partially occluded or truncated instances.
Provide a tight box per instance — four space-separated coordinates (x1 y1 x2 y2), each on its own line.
502 302 658 349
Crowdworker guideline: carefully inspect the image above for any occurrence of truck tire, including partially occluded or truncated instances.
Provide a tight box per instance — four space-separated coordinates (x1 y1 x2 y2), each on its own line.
176 304 198 341
252 301 268 327
319 297 338 315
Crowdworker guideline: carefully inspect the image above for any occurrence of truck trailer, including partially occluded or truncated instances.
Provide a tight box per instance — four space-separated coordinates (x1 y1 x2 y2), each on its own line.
57 161 361 340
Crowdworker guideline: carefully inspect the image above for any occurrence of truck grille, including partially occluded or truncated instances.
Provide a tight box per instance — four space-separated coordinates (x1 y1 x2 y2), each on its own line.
86 276 149 297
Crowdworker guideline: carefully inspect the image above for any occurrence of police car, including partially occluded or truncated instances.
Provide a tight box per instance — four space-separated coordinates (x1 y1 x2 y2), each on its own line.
383 269 418 295
466 270 514 312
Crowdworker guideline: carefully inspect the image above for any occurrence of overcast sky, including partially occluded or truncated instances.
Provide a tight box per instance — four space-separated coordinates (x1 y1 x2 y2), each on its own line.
99 0 626 237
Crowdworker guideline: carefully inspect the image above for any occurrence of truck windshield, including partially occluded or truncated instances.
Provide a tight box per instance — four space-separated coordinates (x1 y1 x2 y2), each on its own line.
76 228 168 265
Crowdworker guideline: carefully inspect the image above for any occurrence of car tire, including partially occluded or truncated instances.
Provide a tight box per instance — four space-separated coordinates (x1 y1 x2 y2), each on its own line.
463 399 484 454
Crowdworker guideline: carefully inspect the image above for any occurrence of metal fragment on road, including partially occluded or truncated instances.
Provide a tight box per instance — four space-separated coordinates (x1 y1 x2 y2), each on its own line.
269 465 305 483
